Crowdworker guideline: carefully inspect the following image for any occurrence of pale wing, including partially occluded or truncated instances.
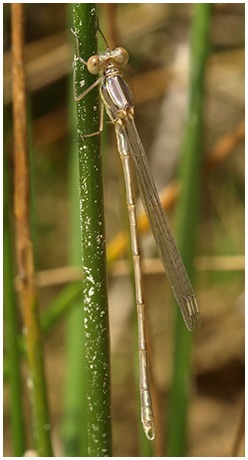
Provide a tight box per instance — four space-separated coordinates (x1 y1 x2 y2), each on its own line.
121 118 201 330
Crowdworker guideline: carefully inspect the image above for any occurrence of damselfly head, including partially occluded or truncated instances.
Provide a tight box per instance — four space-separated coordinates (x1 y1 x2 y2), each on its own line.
87 47 129 75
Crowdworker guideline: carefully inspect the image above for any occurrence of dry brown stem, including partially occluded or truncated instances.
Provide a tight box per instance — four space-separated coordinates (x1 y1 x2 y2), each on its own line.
11 4 52 455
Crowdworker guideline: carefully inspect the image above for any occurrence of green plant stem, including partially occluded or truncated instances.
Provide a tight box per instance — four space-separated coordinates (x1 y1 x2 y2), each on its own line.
11 4 53 456
72 4 112 456
3 128 26 456
166 4 212 456
62 6 87 455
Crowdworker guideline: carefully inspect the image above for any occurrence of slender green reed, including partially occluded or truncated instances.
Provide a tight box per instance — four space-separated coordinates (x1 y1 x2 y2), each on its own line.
40 282 81 331
3 124 26 456
72 4 112 456
166 4 212 456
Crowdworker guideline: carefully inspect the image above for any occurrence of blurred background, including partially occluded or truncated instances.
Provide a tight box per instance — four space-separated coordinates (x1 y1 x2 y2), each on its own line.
3 3 245 457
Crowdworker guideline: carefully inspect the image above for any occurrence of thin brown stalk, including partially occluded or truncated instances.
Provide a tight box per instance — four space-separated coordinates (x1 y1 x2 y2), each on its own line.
11 4 52 456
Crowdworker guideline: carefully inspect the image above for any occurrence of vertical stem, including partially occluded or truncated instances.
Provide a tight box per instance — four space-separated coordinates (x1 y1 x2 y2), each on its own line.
166 4 212 456
4 127 26 456
11 4 53 456
62 7 87 456
72 4 112 456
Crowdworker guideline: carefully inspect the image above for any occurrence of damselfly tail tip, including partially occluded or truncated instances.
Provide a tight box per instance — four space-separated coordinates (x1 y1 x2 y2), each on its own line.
183 294 201 331
143 421 155 441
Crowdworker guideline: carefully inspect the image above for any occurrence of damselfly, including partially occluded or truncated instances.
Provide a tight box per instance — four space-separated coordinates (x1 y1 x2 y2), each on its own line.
72 27 201 441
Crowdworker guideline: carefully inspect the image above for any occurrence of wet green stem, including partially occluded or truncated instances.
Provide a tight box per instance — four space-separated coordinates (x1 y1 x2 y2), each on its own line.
72 4 112 456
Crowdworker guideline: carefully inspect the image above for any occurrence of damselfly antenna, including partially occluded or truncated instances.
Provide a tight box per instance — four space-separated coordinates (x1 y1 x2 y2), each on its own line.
97 20 110 50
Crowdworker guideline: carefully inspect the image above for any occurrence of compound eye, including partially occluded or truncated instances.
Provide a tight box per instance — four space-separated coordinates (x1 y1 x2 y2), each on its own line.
114 47 129 65
87 55 100 74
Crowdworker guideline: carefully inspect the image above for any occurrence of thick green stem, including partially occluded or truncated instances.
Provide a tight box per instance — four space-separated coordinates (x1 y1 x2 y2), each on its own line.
166 4 212 456
72 4 112 456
